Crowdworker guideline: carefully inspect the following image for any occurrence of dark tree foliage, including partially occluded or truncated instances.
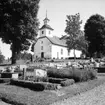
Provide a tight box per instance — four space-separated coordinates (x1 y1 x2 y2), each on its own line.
0 51 5 63
84 14 105 58
17 52 32 61
31 42 35 52
0 0 40 64
65 13 87 59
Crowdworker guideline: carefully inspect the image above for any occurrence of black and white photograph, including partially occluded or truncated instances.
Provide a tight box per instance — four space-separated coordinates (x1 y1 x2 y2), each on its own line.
0 0 105 105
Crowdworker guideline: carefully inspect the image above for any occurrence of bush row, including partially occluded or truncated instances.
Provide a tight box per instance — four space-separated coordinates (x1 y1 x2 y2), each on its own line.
0 78 11 83
60 79 75 86
96 67 105 73
10 79 60 90
25 76 75 87
25 76 67 84
47 67 97 82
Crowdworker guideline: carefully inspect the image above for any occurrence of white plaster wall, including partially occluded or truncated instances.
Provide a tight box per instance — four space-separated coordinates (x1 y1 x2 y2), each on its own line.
34 37 52 58
34 38 82 59
46 29 53 37
40 29 46 37
39 29 53 37
69 49 82 58
51 45 68 59
51 45 82 59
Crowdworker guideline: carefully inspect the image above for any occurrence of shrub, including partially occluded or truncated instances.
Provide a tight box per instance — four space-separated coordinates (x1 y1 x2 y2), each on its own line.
72 67 97 82
47 67 97 82
10 79 60 90
10 79 45 91
0 78 11 83
47 67 73 79
60 79 75 86
42 82 59 90
1 73 12 78
48 77 66 84
34 76 48 82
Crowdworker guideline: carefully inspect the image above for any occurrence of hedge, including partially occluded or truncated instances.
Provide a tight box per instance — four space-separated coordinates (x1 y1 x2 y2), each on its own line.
60 79 75 86
10 79 60 90
47 67 97 82
0 78 11 83
47 67 73 79
48 77 66 84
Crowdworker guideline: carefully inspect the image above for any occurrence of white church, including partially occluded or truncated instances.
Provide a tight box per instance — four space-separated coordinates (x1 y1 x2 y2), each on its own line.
34 15 82 59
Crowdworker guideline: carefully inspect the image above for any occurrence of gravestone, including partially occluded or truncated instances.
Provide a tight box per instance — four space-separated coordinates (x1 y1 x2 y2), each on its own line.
35 69 47 77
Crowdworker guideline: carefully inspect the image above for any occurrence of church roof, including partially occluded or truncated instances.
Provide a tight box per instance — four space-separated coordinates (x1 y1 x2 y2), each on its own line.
38 36 67 47
39 24 54 30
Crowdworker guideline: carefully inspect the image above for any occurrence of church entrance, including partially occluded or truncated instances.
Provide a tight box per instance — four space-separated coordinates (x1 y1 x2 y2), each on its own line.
41 52 44 58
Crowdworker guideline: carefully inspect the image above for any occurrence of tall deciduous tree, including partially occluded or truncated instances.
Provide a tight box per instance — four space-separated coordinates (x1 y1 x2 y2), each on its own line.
65 13 87 59
0 0 40 64
84 14 105 58
0 51 5 64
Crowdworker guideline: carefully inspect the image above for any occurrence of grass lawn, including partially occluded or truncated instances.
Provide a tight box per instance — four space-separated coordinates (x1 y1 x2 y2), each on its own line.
0 75 105 105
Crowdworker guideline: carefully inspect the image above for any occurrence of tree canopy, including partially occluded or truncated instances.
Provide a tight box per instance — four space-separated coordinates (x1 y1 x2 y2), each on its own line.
0 51 5 63
0 0 40 64
65 13 87 58
84 14 105 58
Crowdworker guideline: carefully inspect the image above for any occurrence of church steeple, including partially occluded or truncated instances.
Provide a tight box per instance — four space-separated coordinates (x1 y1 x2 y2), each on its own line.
43 10 49 25
39 11 54 37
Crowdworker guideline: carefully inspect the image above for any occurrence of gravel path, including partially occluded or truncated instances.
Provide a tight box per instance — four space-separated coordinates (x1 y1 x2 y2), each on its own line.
51 82 105 105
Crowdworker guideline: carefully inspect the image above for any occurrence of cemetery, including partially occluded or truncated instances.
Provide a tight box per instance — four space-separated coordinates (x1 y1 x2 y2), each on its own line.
0 58 104 90
0 58 105 105
0 0 105 104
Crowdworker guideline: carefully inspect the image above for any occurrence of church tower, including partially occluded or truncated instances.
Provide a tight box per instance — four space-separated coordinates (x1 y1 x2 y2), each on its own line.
39 11 54 37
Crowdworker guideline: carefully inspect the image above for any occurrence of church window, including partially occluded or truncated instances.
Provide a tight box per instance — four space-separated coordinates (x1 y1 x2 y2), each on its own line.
41 46 43 50
61 49 63 55
42 31 44 34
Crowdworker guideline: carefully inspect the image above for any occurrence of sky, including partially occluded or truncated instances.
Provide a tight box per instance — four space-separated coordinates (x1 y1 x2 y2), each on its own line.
0 0 105 59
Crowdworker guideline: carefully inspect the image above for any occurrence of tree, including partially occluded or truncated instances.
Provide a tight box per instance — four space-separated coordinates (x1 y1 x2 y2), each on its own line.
0 0 40 64
0 53 5 64
31 38 37 52
75 31 88 56
65 13 87 60
0 51 5 64
84 14 105 58
17 52 32 61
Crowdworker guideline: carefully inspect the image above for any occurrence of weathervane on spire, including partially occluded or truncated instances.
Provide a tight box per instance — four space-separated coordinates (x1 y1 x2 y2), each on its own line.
43 10 49 25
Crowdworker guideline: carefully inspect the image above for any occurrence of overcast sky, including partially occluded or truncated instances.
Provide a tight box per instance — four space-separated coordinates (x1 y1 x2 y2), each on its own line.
0 0 105 59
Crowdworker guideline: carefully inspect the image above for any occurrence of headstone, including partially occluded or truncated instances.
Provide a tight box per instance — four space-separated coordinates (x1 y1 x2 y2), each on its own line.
35 69 47 77
95 62 100 67
68 62 71 66
19 65 27 71
12 73 18 79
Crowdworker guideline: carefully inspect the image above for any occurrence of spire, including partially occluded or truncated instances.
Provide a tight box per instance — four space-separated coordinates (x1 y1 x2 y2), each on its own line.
43 10 49 25
46 10 47 18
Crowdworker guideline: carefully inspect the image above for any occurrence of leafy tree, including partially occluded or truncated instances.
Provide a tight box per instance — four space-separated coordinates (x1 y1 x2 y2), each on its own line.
0 51 5 63
84 14 105 58
75 31 88 56
65 13 87 59
17 52 32 61
0 0 40 64
31 38 37 52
